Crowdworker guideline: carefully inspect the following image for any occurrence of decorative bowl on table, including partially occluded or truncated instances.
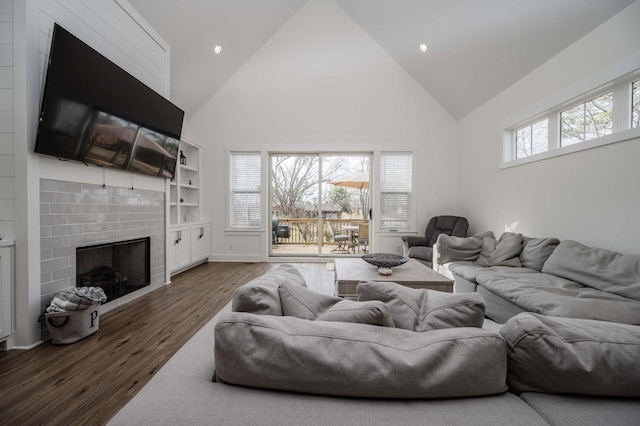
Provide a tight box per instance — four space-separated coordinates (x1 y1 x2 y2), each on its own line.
361 253 409 275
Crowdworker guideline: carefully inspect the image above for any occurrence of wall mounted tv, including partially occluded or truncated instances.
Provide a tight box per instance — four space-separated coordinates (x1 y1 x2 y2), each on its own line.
35 24 184 179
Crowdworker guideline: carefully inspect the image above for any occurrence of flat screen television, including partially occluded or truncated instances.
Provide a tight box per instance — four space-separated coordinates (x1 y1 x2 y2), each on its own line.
35 24 184 179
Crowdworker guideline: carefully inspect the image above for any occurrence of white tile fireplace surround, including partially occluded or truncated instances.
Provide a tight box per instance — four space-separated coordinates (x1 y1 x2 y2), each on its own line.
39 179 165 339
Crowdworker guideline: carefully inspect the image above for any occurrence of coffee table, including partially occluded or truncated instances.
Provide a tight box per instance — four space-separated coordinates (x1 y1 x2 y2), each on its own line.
334 257 453 297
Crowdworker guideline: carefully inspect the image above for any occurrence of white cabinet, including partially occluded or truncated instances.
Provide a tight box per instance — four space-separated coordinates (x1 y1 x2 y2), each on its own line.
0 242 14 350
168 226 191 272
168 223 210 275
190 224 210 264
170 138 200 225
167 138 208 277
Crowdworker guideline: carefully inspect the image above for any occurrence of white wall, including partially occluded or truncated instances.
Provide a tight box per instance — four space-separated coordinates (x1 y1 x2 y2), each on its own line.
12 0 171 347
184 0 459 261
458 1 640 254
0 0 14 240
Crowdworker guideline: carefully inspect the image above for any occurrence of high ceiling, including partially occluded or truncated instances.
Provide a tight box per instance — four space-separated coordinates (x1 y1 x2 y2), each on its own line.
129 0 635 121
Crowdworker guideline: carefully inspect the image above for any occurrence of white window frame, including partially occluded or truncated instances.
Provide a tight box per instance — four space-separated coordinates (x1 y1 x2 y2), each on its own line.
378 151 414 232
560 91 614 147
502 69 640 169
227 151 262 230
632 78 640 128
514 118 550 159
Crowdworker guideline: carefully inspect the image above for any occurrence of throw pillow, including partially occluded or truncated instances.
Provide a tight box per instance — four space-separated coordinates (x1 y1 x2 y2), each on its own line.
435 232 491 264
279 282 395 327
279 282 344 319
500 313 640 396
357 281 485 331
477 232 523 267
519 236 560 271
316 300 395 327
232 264 307 315
542 240 640 301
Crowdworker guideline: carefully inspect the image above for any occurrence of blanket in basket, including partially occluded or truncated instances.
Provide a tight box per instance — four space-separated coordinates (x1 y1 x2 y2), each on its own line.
46 287 107 312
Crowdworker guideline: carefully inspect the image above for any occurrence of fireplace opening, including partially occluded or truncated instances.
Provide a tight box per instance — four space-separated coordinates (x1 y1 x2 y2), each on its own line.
76 237 150 303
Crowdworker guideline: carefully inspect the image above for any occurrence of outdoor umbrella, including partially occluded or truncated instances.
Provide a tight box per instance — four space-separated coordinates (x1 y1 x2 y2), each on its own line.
330 171 369 189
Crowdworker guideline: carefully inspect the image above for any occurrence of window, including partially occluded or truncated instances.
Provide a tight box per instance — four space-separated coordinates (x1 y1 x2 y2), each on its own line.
515 118 548 159
379 152 412 231
633 79 640 128
560 91 612 146
229 152 261 229
504 70 640 168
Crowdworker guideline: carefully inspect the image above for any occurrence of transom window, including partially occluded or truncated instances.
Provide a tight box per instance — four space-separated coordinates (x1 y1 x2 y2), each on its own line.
504 70 640 166
560 92 612 146
515 119 548 159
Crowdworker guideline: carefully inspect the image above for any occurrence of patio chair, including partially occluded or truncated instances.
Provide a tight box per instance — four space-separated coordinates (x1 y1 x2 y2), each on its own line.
332 229 350 252
357 223 369 253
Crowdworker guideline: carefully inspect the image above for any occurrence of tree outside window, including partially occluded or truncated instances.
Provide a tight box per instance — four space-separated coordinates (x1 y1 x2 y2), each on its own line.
561 92 613 146
515 119 548 159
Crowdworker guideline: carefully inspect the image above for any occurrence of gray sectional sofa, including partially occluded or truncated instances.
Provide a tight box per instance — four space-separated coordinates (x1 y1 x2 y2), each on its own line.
434 232 640 325
210 265 640 425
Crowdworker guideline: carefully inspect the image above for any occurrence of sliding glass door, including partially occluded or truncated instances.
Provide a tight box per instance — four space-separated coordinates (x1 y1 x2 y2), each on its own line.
270 153 371 257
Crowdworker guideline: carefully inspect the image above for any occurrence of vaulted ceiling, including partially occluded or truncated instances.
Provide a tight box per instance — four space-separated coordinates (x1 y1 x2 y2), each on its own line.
129 0 635 121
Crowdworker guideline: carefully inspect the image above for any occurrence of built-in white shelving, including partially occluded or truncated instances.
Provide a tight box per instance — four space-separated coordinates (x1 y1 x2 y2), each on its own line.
170 138 200 225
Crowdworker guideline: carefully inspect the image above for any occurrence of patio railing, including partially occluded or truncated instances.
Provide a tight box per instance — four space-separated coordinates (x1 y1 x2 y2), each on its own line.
275 218 368 246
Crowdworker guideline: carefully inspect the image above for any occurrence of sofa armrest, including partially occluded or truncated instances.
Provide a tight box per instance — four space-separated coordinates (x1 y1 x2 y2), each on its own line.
402 236 430 248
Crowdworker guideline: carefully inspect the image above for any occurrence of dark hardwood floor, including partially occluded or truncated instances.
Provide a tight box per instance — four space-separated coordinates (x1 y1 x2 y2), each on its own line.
0 262 283 426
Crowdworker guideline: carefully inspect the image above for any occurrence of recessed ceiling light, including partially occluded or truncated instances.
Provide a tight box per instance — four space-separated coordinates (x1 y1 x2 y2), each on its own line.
213 45 223 55
419 43 428 53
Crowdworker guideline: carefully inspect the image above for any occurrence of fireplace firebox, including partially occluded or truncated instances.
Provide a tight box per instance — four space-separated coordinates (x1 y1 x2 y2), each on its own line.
76 237 150 303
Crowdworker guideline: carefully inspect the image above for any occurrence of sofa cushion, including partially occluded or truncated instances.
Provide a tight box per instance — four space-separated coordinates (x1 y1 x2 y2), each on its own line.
231 264 306 315
500 313 640 396
357 281 485 331
476 271 640 324
520 393 640 426
449 263 536 284
215 312 508 399
477 233 523 267
407 246 432 262
446 261 484 281
519 236 560 271
279 282 394 327
542 240 640 301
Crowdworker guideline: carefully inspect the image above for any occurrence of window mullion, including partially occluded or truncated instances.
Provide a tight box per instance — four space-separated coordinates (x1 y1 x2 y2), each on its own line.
582 103 587 142
612 81 631 132
548 113 560 150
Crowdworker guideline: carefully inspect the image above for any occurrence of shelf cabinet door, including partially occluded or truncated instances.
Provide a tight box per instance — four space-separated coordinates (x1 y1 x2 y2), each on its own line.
190 224 210 263
168 226 191 272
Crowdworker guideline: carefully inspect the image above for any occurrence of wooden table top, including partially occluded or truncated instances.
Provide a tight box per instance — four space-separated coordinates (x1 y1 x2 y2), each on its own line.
334 257 453 285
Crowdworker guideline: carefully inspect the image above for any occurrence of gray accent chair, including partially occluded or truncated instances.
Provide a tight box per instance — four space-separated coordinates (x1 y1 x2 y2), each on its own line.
402 215 469 268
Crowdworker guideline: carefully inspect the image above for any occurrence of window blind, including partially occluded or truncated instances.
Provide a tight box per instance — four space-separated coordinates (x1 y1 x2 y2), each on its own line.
230 152 261 229
379 152 412 230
